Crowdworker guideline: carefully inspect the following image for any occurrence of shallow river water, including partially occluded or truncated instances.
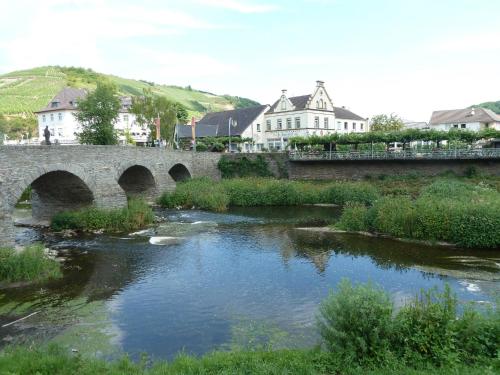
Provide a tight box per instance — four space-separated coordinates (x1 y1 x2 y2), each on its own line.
1 206 499 360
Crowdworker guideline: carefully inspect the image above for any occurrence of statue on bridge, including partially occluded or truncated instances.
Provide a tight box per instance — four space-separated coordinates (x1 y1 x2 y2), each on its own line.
43 126 51 145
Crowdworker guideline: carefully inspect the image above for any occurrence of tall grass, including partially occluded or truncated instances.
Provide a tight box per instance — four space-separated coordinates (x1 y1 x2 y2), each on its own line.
334 179 500 248
51 198 154 233
0 244 61 283
158 177 380 211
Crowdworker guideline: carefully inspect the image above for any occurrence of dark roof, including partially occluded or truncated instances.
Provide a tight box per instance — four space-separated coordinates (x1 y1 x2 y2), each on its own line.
186 105 268 138
36 87 87 113
36 87 133 113
429 107 500 125
268 95 310 113
333 106 366 121
267 94 365 120
175 123 220 138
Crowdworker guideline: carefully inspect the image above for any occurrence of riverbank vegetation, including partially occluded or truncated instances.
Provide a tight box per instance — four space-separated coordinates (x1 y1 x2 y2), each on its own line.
158 177 379 212
335 179 500 248
51 198 154 233
0 244 61 284
0 281 498 374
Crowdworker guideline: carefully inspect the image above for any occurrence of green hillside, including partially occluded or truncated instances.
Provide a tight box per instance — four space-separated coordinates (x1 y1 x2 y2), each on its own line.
0 66 259 117
473 100 500 114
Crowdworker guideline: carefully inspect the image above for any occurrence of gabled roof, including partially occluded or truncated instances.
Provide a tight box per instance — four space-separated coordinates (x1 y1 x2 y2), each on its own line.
267 94 365 121
175 123 219 138
333 106 366 121
267 95 310 113
36 87 87 113
429 107 500 125
189 105 269 138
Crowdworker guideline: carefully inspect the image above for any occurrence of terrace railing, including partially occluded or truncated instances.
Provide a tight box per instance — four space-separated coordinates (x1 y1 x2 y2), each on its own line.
288 148 500 161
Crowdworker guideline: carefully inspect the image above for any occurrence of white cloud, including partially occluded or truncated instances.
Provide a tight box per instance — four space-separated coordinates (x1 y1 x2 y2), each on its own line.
196 0 278 13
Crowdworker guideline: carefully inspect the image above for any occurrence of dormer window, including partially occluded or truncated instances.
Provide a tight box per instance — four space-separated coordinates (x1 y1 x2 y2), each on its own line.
51 101 59 108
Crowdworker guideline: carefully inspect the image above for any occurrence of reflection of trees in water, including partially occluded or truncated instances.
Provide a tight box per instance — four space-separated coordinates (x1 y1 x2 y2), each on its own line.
286 229 500 278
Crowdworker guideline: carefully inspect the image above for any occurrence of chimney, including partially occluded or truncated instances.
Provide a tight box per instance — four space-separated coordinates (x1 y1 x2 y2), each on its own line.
316 80 324 87
281 89 287 96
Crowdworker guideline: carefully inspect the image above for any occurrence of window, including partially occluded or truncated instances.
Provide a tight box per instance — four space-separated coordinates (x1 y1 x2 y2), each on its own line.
42 114 46 122
461 124 466 129
281 100 286 110
324 117 329 129
51 101 58 108
319 99 323 109
50 128 55 136
337 121 341 130
353 122 357 131
316 101 319 109
286 118 292 129
295 117 301 128
58 112 62 121
50 113 54 121
344 122 348 130
256 123 261 132
277 119 282 130
314 117 320 128
361 123 364 130
124 115 129 123
453 124 459 128
266 120 271 131
58 128 63 137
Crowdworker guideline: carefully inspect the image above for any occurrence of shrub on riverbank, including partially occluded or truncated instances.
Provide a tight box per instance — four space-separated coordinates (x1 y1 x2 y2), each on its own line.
51 198 154 233
159 178 380 211
0 244 61 283
334 180 500 248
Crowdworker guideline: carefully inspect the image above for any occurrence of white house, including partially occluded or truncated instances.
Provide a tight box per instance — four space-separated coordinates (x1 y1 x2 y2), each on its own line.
176 81 369 151
429 107 500 131
36 87 149 145
263 81 369 150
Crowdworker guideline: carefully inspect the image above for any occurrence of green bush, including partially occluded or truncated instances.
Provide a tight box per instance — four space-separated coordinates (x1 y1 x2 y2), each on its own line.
218 155 273 178
324 182 380 205
51 198 154 232
335 202 370 232
370 196 415 238
158 177 229 212
0 244 61 283
317 279 393 365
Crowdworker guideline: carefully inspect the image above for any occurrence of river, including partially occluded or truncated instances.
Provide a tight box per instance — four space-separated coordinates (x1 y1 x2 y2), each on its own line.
1 206 499 360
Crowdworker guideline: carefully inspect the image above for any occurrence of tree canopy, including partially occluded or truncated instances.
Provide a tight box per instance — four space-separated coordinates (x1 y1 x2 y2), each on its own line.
370 113 404 132
74 82 121 145
130 89 189 144
289 128 500 149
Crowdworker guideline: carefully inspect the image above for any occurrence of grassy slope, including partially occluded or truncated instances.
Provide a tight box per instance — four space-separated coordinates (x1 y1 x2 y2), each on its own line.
473 100 500 114
0 66 259 118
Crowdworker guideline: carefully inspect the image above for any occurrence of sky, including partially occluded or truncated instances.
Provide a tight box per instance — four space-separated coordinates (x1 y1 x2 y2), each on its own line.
1 0 499 121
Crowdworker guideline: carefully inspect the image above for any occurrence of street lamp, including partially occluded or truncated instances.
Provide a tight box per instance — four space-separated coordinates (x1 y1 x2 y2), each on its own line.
228 117 237 152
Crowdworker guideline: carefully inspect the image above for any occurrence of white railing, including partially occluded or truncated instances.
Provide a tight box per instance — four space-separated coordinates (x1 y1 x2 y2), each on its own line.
289 148 500 161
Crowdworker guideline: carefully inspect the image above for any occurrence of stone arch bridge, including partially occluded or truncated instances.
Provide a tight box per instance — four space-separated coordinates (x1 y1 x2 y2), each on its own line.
0 146 221 246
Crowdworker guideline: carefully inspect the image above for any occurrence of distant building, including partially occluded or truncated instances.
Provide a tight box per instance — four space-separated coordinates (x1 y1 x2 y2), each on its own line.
175 105 269 152
35 87 149 145
429 107 500 131
264 81 368 150
176 81 368 152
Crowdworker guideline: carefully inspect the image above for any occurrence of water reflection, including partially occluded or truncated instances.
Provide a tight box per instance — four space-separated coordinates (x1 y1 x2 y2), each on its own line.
2 206 499 359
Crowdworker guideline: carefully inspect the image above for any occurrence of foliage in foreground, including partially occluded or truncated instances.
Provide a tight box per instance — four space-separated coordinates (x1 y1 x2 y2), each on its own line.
318 280 499 368
0 244 61 283
335 179 500 248
51 199 154 233
1 282 498 374
158 177 380 211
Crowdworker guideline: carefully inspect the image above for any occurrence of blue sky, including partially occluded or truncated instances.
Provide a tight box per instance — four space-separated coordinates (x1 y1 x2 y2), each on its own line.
1 0 499 120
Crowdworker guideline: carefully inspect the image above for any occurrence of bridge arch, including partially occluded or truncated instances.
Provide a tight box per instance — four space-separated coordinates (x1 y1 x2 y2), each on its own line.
118 164 157 197
11 165 96 220
168 163 191 182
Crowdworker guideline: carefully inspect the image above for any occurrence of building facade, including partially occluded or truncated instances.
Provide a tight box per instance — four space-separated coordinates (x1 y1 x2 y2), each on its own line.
429 107 500 131
36 87 149 145
177 81 369 152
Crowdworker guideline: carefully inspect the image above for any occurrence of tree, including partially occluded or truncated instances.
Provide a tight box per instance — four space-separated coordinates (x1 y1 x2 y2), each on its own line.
74 82 121 145
131 89 189 145
370 114 404 132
